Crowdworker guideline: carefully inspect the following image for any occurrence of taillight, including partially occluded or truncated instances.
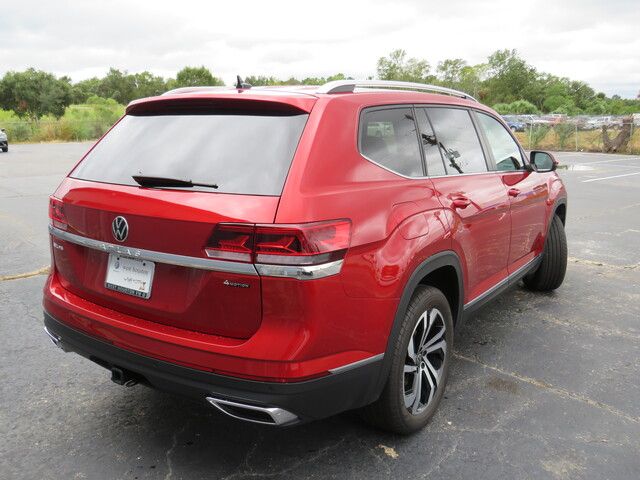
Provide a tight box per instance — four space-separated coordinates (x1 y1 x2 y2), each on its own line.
205 224 254 262
254 220 351 265
49 197 67 230
205 220 351 276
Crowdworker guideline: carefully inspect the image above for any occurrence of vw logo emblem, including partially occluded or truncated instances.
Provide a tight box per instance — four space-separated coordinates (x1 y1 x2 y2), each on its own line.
112 216 129 242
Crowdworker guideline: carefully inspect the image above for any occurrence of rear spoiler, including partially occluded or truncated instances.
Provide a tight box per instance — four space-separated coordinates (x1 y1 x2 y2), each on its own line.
127 93 316 115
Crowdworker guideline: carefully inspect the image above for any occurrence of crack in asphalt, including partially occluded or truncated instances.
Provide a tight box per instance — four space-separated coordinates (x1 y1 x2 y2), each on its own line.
568 256 640 270
164 423 189 480
221 437 350 480
0 265 49 282
421 440 459 479
454 353 640 425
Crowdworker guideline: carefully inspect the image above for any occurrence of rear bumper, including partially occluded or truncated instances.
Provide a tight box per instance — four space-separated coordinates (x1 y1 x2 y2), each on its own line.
43 311 384 423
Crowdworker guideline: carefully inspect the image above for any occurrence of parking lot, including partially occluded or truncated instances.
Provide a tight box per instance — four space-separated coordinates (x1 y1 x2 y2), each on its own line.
1 143 639 479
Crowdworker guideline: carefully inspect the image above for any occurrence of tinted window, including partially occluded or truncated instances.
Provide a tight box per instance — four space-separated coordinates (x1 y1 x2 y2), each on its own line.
71 112 308 195
416 108 446 176
477 112 524 171
426 108 487 175
360 108 423 177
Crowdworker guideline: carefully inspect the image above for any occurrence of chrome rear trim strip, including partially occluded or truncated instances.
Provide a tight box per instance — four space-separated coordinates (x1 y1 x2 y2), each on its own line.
328 353 384 375
48 225 258 276
254 260 344 280
463 255 540 310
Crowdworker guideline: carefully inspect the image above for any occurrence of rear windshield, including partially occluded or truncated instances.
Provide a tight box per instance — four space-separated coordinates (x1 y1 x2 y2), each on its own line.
71 110 309 195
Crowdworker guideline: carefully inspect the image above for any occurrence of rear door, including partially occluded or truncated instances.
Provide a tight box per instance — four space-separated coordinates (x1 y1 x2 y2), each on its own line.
50 100 309 339
474 111 548 271
417 107 511 304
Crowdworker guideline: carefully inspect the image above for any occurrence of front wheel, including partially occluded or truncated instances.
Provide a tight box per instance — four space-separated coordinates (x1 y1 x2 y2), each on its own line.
524 214 567 291
360 285 453 434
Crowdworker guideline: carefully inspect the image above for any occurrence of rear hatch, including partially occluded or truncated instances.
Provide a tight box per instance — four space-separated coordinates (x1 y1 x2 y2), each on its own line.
49 97 311 339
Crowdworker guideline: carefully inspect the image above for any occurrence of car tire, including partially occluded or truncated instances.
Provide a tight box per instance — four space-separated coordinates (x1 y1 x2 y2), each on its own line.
510 126 517 132
523 215 567 291
360 285 453 434
1 146 7 153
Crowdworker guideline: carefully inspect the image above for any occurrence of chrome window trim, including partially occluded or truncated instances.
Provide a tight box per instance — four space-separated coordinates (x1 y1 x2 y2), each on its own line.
463 255 540 310
328 353 384 374
48 225 259 276
357 104 523 180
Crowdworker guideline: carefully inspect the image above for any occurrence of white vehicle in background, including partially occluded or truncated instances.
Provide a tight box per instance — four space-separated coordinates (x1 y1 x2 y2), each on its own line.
0 128 8 152
584 117 610 130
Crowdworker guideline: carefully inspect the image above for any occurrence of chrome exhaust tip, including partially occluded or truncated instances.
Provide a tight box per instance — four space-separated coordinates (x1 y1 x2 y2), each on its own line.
205 396 298 426
44 326 65 350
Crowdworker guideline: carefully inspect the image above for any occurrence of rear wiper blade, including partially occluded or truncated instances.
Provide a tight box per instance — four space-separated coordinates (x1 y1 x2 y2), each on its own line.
132 175 218 189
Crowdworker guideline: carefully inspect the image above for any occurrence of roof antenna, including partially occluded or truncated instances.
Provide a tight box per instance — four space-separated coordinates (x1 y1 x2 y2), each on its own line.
235 75 252 90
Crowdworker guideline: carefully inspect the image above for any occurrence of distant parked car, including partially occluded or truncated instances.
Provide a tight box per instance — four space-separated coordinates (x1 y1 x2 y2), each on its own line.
0 128 8 152
502 117 526 132
583 117 615 130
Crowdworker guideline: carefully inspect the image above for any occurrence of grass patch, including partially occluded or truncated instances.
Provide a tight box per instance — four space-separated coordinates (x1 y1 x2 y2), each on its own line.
0 96 124 143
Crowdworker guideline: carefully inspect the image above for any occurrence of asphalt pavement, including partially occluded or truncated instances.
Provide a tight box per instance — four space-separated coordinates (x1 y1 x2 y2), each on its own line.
1 143 639 479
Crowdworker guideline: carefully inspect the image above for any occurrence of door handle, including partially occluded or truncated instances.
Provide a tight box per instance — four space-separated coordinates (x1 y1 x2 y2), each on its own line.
508 188 520 197
451 196 471 209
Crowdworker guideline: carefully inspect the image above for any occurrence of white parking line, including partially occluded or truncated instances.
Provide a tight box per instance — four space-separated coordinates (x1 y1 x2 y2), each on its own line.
582 157 640 165
582 171 640 183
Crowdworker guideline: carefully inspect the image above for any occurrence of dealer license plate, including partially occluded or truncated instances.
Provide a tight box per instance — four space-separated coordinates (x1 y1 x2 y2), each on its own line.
105 254 155 299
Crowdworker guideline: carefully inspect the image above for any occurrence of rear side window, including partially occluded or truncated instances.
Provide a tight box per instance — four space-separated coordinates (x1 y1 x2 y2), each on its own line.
426 108 487 175
476 112 524 171
416 108 446 176
359 107 423 177
71 110 309 195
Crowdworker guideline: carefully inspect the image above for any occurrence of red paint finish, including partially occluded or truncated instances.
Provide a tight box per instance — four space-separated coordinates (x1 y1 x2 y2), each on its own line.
51 178 278 339
44 88 566 385
431 173 511 304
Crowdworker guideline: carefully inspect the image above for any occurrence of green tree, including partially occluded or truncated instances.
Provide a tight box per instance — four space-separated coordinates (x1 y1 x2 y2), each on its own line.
132 71 167 98
171 66 223 88
71 77 101 103
0 68 72 119
436 58 467 88
493 99 539 115
97 68 137 104
492 103 511 115
244 74 349 87
484 49 538 106
244 75 282 86
567 80 595 111
377 49 433 83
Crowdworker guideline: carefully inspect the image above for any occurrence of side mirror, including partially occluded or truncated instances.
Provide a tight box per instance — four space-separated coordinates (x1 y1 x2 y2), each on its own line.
530 151 558 172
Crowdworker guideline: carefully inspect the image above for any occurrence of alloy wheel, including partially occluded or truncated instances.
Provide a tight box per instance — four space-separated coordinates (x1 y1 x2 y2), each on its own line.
403 308 447 414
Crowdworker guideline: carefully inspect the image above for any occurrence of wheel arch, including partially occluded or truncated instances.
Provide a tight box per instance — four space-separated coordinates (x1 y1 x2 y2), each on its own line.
371 251 464 398
553 198 567 225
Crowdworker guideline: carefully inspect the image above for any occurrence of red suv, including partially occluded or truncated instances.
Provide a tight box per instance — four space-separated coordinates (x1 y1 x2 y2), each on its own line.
43 80 567 434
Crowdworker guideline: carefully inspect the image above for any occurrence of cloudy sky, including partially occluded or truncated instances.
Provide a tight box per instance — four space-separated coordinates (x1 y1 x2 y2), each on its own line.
1 0 638 97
